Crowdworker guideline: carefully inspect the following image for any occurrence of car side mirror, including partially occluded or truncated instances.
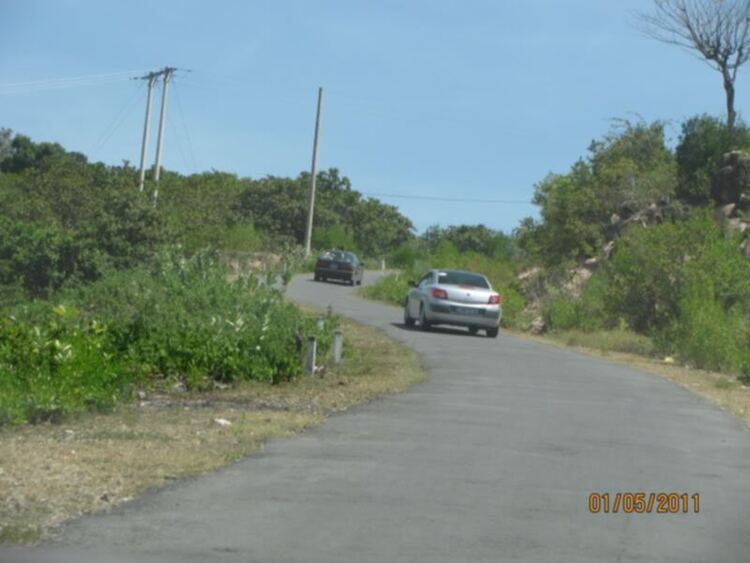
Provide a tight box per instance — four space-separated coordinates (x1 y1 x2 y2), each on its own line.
407 280 417 288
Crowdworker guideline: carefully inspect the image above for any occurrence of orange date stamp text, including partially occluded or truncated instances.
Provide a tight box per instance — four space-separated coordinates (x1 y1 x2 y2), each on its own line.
588 492 700 514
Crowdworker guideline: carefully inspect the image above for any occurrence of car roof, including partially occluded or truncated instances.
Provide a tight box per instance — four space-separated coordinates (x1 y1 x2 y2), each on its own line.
431 269 481 276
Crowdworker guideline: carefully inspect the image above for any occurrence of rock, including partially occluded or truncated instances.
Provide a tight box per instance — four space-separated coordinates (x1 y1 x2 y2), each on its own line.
663 356 675 364
583 257 599 268
564 266 593 298
602 240 616 259
715 203 737 221
517 267 541 282
136 390 147 400
530 316 546 335
727 218 748 234
741 238 750 259
214 418 232 427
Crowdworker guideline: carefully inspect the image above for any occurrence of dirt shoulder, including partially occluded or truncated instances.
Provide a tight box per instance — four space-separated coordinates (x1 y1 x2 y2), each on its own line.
510 329 750 429
0 317 425 545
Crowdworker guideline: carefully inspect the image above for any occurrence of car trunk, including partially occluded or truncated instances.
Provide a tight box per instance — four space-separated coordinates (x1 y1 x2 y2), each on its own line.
317 259 352 272
440 285 493 304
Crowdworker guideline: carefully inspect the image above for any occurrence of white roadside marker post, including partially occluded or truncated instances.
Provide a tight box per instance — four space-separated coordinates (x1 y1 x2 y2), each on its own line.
306 336 317 376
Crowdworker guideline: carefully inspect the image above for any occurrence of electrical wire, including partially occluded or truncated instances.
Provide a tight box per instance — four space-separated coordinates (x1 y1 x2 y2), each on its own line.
166 109 191 172
361 192 530 204
172 79 199 170
0 70 148 95
90 82 144 157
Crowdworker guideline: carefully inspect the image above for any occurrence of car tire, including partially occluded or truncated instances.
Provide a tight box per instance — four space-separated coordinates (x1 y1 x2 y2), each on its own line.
404 303 415 327
468 327 479 335
486 327 499 338
314 273 320 282
419 304 431 331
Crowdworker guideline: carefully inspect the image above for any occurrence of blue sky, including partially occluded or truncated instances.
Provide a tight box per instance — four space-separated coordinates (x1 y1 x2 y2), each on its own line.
0 0 740 233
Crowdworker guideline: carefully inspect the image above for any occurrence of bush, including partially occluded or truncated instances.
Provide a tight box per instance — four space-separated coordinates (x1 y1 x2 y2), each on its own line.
604 210 750 333
0 306 130 425
70 250 337 386
362 271 413 306
671 279 750 375
675 115 750 204
544 296 582 331
0 251 339 425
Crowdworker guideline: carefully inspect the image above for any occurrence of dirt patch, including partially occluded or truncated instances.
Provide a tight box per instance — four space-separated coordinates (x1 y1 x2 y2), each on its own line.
0 318 425 544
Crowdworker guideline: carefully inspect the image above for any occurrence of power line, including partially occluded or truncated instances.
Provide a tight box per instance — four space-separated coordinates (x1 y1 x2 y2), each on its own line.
171 79 198 170
0 70 148 95
90 82 144 157
361 192 530 204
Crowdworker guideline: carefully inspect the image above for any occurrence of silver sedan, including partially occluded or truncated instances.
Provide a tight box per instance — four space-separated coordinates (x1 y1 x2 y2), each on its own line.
403 269 502 337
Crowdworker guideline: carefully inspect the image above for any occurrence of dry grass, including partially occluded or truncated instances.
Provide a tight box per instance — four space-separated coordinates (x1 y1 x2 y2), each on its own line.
511 329 750 429
0 318 425 545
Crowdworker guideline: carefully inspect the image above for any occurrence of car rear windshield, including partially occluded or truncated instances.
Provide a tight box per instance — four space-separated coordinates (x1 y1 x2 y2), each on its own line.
437 271 489 288
320 251 352 262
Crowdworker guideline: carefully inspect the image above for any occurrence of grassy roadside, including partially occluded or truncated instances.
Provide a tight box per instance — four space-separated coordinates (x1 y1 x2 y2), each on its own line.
510 328 750 429
0 316 425 545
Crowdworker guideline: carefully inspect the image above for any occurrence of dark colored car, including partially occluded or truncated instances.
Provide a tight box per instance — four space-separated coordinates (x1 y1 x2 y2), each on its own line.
314 250 364 285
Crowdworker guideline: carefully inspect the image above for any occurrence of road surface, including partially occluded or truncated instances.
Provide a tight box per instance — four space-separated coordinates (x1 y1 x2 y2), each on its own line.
5 272 750 563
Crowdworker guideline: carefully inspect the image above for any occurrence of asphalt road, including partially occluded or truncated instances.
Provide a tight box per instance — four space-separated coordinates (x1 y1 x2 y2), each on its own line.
6 271 750 563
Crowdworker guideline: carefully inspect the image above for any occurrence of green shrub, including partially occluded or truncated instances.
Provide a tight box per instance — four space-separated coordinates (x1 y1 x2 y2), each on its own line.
496 286 525 329
605 210 750 333
0 251 339 425
672 279 750 374
70 249 338 385
362 271 413 306
544 296 582 331
0 306 130 425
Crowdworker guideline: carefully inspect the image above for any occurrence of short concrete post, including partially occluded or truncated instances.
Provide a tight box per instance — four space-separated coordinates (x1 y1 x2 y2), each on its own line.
333 330 343 364
316 318 325 330
305 336 317 376
381 258 386 271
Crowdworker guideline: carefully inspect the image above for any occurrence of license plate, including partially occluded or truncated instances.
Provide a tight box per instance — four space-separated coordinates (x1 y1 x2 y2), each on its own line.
454 306 479 315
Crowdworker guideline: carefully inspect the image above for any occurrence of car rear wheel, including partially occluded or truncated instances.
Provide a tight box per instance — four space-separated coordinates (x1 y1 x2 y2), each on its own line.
419 305 431 331
486 327 499 338
468 327 479 335
404 303 415 327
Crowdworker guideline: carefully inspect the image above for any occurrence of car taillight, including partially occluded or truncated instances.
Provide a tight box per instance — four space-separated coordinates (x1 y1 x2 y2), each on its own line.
489 294 502 305
432 288 448 299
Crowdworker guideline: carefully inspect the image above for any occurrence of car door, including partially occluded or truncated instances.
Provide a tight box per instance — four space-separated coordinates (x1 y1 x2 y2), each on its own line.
353 255 363 282
409 272 432 317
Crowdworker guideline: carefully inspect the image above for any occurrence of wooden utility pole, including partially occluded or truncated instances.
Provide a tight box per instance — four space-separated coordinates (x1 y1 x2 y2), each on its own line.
136 72 157 192
152 67 175 205
304 87 323 256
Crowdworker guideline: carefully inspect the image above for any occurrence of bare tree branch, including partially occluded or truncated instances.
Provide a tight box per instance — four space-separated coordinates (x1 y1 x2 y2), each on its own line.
637 0 750 130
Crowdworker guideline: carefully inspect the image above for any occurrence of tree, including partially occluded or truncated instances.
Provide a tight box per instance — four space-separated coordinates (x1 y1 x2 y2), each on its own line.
675 114 750 203
638 0 750 131
0 128 12 165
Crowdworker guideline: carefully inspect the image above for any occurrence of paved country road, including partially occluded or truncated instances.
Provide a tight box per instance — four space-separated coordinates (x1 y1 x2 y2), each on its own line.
5 272 750 563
